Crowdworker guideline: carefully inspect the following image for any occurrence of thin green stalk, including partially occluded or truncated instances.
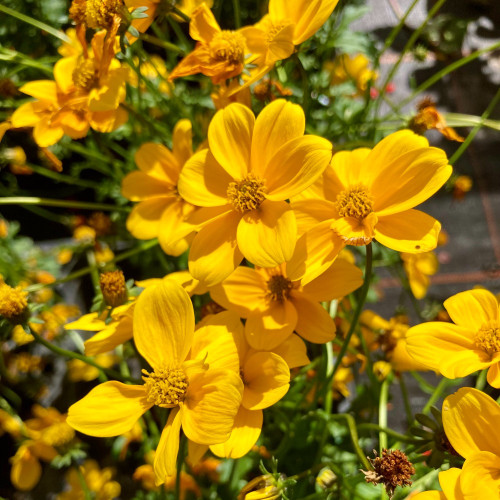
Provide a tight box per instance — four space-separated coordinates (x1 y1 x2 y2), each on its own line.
0 5 70 42
138 33 184 53
379 377 390 452
330 414 371 470
25 239 159 293
372 0 447 119
232 0 241 28
26 163 102 190
76 466 93 500
449 87 500 165
170 5 190 23
357 423 421 443
0 197 129 212
330 243 373 379
29 327 139 383
175 434 188 500
475 369 488 391
422 378 449 415
390 40 500 116
0 48 54 75
398 373 414 425
86 250 100 291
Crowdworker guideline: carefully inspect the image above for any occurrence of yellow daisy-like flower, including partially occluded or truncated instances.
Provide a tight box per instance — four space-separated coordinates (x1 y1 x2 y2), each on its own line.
11 30 128 147
210 256 363 350
292 130 452 282
324 53 378 95
67 280 243 484
169 3 248 84
406 289 500 386
178 99 332 286
122 119 198 256
401 250 438 299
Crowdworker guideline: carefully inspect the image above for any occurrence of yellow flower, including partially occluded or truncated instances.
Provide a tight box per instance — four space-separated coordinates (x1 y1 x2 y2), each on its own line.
324 53 378 94
0 218 8 238
57 248 73 265
169 4 248 84
411 468 462 499
406 289 500 385
210 257 363 350
239 0 339 84
211 79 252 110
440 388 500 498
67 280 243 484
0 282 29 324
207 311 291 459
11 30 128 147
401 251 438 299
122 119 198 256
174 0 213 20
291 130 452 282
238 475 282 500
58 459 121 500
129 55 171 94
177 99 332 286
332 366 353 399
67 354 119 381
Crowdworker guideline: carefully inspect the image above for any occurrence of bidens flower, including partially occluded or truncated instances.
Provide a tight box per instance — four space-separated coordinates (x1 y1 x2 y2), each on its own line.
324 53 378 95
292 130 452 282
122 119 199 256
67 280 243 484
406 288 500 386
178 99 332 286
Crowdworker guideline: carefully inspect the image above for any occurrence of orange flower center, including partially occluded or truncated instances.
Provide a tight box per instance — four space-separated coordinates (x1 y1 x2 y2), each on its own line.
335 184 373 220
227 173 267 213
209 31 245 65
0 284 28 323
266 274 293 302
72 58 98 91
99 270 127 307
142 368 189 407
474 321 500 357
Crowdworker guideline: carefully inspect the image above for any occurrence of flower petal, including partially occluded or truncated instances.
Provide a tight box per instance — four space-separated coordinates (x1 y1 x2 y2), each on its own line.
208 103 254 178
438 468 463 500
19 80 58 101
134 142 180 184
271 334 310 369
67 382 151 437
264 135 333 200
122 171 172 201
290 292 336 343
374 209 441 253
84 315 133 356
242 352 290 410
209 266 269 317
178 149 232 207
301 258 363 301
126 197 172 240
154 407 182 484
157 199 195 257
291 198 337 235
326 148 372 194
189 2 220 42
251 99 305 176
182 369 243 445
460 451 500 498
133 279 195 369
33 120 64 147
245 300 297 350
172 119 193 166
11 447 42 491
444 289 499 330
188 210 243 286
237 200 296 268
210 407 263 459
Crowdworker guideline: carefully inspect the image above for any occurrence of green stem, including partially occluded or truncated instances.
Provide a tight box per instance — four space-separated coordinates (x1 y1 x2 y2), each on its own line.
330 414 371 470
0 4 70 42
26 163 101 189
0 197 129 212
175 434 187 500
422 378 449 415
378 377 390 452
86 250 100 291
25 239 159 292
76 466 93 500
398 373 414 425
170 5 190 23
330 243 373 379
357 423 421 443
28 327 139 383
232 0 241 28
0 48 54 75
449 87 500 165
138 33 184 53
475 369 488 391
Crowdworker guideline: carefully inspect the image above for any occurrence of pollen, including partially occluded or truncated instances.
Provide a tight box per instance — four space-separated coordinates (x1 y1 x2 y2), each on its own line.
266 275 293 302
0 283 29 324
72 58 98 91
474 321 500 357
209 31 245 65
227 173 267 213
142 368 189 407
70 0 123 29
99 270 128 308
336 184 374 220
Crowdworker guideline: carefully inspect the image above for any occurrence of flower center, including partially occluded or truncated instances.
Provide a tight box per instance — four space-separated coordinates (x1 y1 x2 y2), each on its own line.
0 284 28 324
266 275 293 302
335 185 373 220
142 368 189 407
72 58 98 91
99 270 127 307
70 0 123 29
209 31 245 65
474 321 500 357
227 173 267 213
